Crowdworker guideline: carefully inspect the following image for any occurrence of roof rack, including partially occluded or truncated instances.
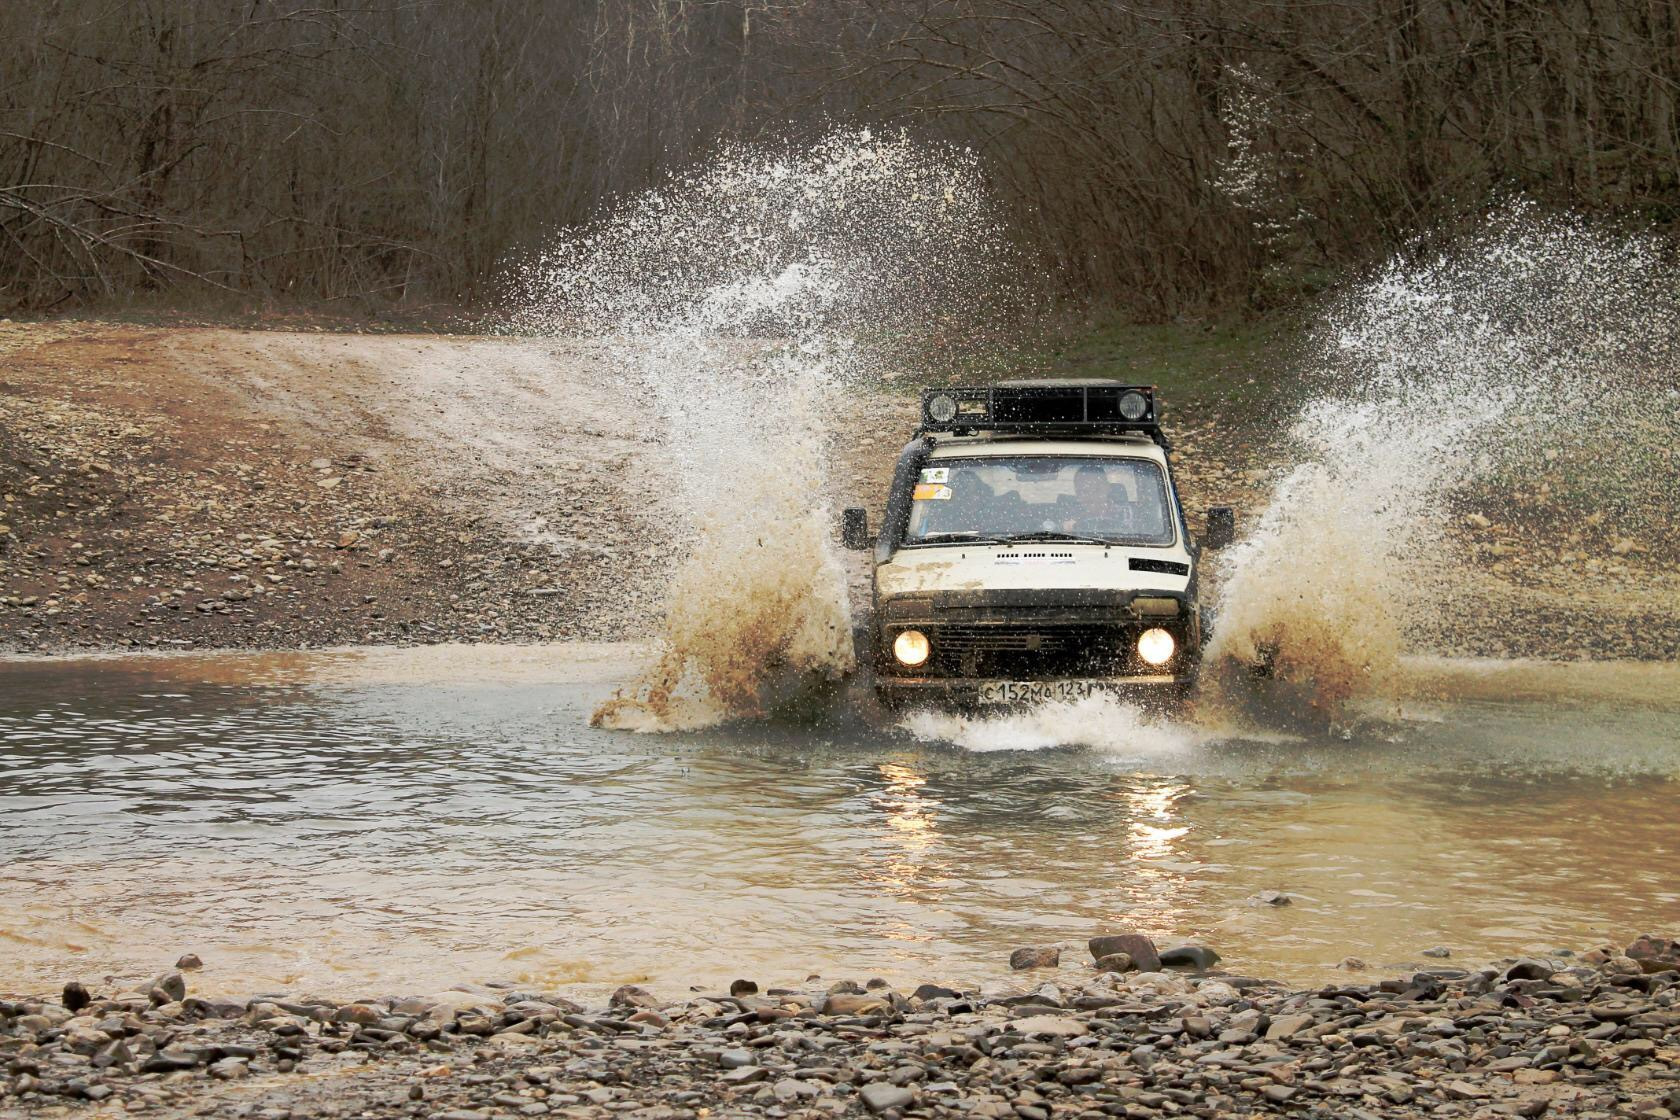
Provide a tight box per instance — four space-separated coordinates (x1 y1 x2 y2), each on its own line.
918 382 1165 447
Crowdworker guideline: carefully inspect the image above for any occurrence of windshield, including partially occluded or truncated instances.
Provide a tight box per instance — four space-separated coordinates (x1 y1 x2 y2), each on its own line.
904 456 1175 547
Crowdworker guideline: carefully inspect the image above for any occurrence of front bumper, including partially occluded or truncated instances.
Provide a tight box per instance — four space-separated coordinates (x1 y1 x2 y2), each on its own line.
877 673 1192 708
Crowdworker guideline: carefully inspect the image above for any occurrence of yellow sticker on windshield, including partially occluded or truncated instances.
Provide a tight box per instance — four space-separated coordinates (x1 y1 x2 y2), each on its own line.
913 483 953 501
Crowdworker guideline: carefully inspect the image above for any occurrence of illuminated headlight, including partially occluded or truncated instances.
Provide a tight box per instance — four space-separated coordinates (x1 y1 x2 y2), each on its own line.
1137 628 1175 666
893 629 930 666
925 394 959 424
1118 390 1150 421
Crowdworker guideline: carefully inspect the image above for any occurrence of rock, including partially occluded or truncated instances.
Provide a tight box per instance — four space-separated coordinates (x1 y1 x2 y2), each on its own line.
208 1057 249 1080
773 1078 819 1102
729 979 758 997
911 984 960 1001
1093 953 1134 973
719 1049 756 1069
1265 1013 1315 1041
821 992 888 1015
720 1066 769 1085
1253 890 1291 906
859 1083 913 1114
1262 1085 1296 1103
1625 934 1680 974
1421 947 1451 959
1505 958 1555 981
1009 946 1060 970
336 1002 385 1025
1088 933 1162 972
62 981 91 1012
1337 957 1367 971
1443 1080 1490 1101
609 985 659 1009
175 953 204 970
1159 945 1221 970
1011 1014 1089 1038
149 971 187 1002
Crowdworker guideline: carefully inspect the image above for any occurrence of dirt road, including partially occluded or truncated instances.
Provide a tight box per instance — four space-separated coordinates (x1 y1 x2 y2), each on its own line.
0 322 670 652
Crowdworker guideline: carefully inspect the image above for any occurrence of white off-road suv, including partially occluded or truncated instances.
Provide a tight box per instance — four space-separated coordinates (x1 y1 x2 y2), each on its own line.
842 380 1232 709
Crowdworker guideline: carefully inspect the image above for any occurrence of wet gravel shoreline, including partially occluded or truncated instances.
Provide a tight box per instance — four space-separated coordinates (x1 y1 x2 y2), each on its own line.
6 936 1678 1119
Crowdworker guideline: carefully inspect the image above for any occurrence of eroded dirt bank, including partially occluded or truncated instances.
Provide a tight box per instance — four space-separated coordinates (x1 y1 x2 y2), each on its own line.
0 322 666 652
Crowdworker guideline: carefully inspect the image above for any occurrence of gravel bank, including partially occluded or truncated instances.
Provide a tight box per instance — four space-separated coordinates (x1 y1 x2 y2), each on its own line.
5 936 1678 1119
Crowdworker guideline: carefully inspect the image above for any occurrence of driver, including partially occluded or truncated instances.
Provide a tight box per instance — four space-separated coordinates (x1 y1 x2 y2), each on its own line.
1062 463 1129 533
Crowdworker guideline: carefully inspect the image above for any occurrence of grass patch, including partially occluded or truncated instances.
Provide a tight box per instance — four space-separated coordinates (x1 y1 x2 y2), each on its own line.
1042 315 1303 421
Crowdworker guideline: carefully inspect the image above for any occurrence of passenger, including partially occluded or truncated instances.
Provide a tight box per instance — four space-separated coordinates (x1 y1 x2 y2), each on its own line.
1062 463 1134 533
927 469 993 534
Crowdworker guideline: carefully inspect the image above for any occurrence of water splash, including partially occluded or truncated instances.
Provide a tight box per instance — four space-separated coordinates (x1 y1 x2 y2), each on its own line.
512 130 1025 729
1207 204 1680 712
902 694 1205 757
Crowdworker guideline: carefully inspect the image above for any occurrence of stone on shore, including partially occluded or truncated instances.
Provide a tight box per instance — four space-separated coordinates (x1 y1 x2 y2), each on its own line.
149 971 187 1002
1506 957 1556 981
1088 932 1161 971
1626 933 1680 974
859 1082 913 1114
1092 952 1134 973
1159 944 1221 970
821 992 888 1015
1008 946 1060 970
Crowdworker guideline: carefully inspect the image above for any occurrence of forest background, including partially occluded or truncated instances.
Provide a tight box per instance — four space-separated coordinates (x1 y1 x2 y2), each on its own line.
3 0 1677 325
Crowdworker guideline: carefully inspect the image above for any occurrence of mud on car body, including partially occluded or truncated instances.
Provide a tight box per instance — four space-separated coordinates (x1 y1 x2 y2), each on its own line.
842 380 1234 709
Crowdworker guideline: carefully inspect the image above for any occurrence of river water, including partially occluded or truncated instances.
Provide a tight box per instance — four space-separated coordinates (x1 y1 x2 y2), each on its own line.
2 644 1676 1002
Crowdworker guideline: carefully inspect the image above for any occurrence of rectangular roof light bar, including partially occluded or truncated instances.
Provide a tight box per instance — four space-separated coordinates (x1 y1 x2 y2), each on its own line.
920 384 1158 435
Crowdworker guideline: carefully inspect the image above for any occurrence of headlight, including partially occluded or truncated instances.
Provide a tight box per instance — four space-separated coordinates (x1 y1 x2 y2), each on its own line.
1118 390 1149 421
925 393 958 424
1137 627 1175 666
893 629 930 666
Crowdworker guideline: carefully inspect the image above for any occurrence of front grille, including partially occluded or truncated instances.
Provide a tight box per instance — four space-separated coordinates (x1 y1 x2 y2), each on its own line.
918 623 1139 678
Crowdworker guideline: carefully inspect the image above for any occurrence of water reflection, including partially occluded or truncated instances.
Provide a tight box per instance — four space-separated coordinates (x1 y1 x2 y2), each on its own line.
0 646 1676 999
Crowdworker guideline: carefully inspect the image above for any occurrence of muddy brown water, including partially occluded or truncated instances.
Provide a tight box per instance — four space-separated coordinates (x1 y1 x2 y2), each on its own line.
1 645 1676 1002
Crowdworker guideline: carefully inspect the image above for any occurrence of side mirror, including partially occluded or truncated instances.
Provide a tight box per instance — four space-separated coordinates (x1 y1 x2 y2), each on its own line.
1204 507 1235 550
840 507 871 551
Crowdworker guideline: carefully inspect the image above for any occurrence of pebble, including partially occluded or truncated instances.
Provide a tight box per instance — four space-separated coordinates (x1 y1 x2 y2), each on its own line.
1159 944 1221 970
859 1082 913 1114
1088 932 1162 971
1 935 1675 1118
1008 946 1060 970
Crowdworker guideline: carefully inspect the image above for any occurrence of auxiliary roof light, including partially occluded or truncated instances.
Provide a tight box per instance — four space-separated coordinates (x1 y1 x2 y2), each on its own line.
1118 390 1150 421
925 393 959 425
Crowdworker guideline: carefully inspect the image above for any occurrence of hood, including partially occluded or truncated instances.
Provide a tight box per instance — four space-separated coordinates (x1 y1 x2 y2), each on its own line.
876 543 1192 597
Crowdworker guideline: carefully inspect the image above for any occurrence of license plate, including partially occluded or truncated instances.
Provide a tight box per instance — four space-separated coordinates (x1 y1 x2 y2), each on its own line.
975 680 1098 705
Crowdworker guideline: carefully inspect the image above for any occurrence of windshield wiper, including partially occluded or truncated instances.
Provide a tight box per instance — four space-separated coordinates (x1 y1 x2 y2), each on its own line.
996 530 1112 546
912 530 1001 544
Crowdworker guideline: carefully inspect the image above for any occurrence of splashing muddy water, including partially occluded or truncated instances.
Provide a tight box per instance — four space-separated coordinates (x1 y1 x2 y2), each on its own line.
1206 207 1680 711
512 131 1024 729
